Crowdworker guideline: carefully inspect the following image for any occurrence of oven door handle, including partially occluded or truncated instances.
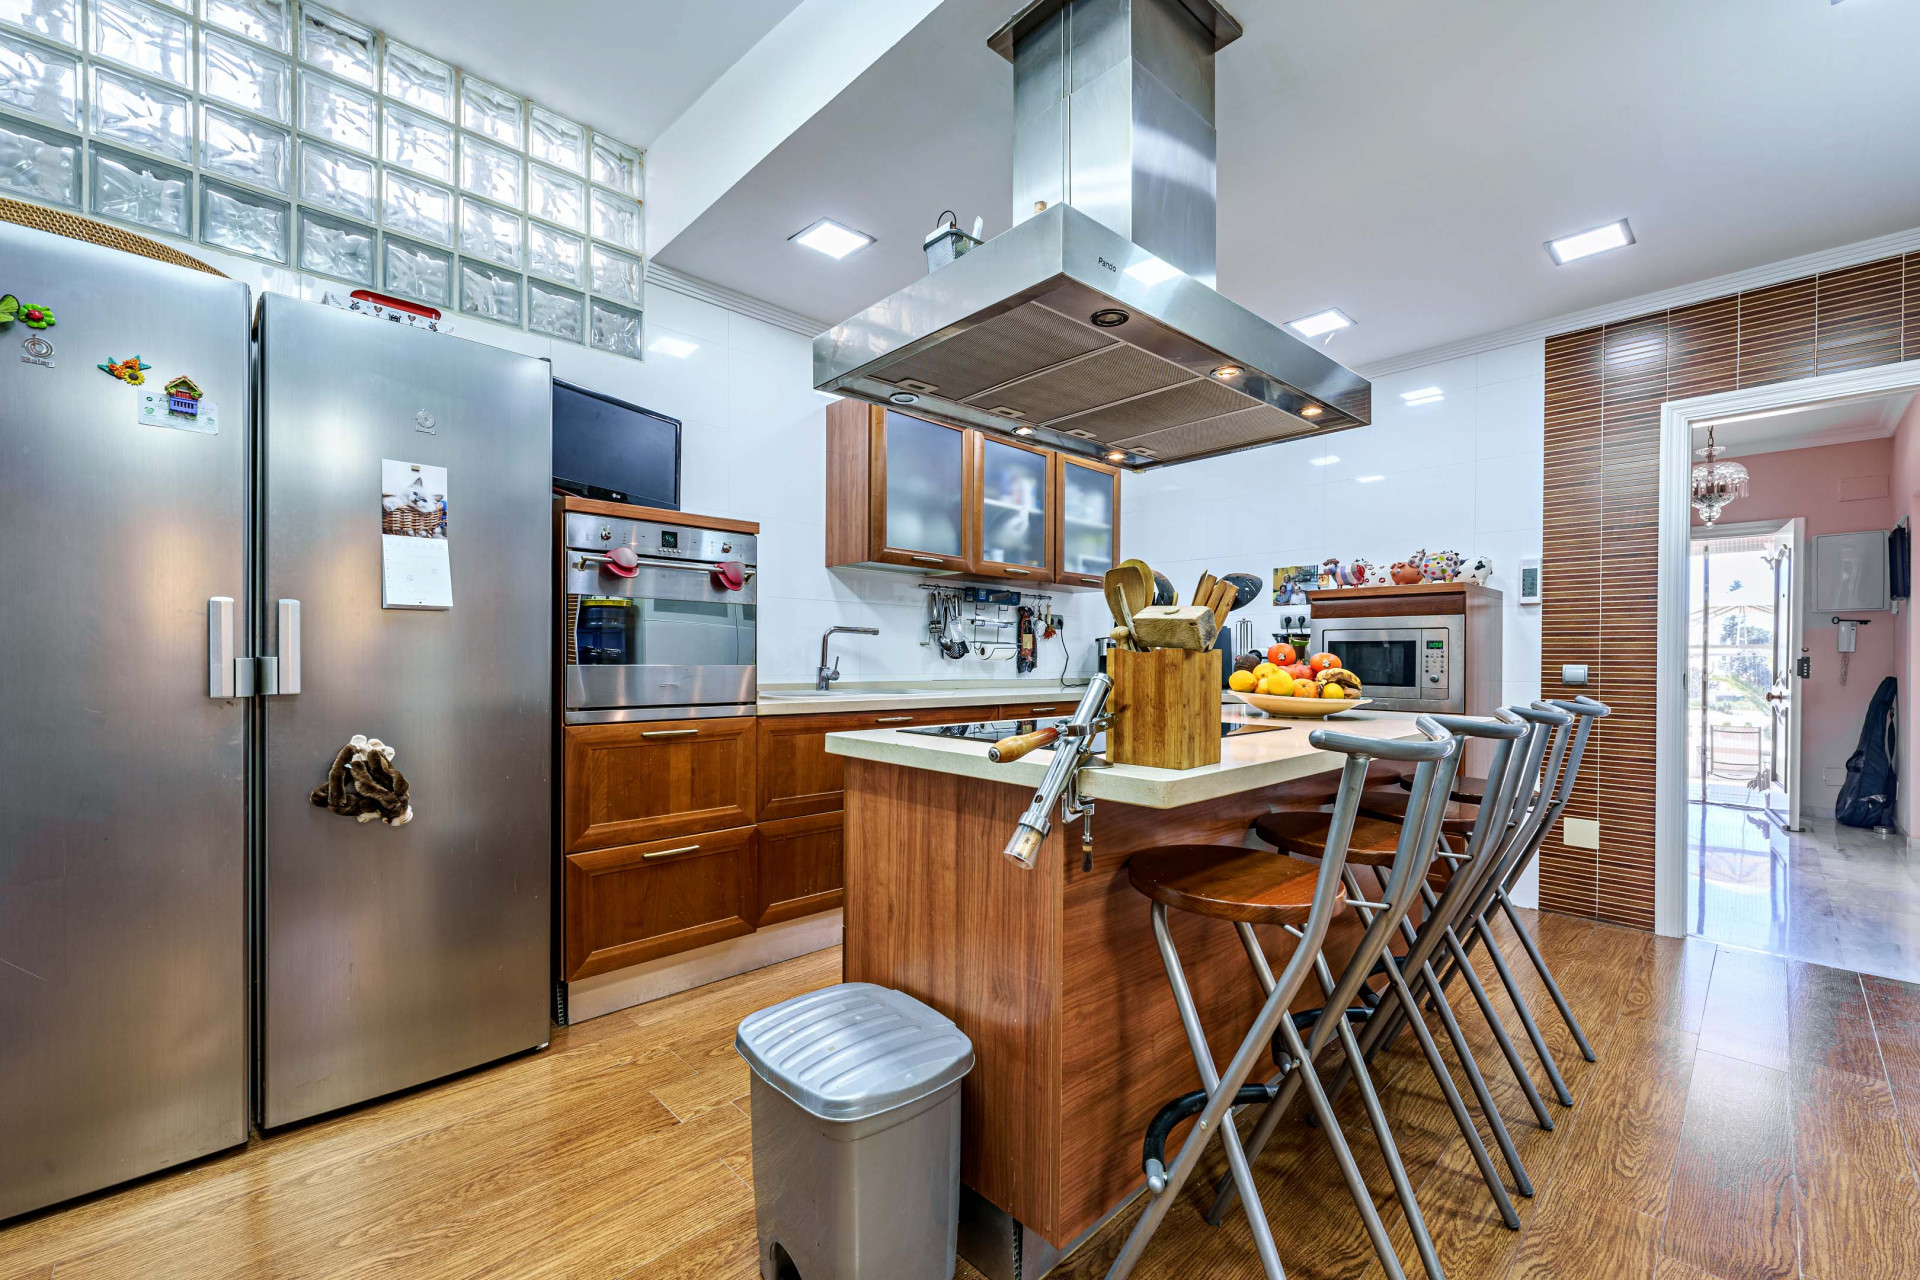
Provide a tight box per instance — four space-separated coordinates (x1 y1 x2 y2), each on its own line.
572 551 754 580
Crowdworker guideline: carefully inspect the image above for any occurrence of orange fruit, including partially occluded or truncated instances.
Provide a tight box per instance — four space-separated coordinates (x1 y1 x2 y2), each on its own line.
1267 642 1297 666
1309 652 1341 674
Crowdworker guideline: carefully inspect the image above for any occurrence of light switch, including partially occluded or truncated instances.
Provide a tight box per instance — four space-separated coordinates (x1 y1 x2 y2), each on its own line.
1561 664 1589 686
1562 817 1600 849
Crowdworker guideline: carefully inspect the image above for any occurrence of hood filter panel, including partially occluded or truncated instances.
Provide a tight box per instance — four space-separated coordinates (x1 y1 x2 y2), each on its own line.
966 331 1193 424
874 304 1114 402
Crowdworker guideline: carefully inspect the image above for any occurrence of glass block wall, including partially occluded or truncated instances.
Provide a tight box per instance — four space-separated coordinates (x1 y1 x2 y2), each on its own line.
0 0 646 357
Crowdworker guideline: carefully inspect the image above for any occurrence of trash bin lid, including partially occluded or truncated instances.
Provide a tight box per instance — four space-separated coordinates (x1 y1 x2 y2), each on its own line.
735 983 975 1122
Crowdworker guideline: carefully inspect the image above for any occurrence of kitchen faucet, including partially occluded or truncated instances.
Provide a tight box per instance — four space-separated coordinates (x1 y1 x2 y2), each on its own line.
817 626 879 690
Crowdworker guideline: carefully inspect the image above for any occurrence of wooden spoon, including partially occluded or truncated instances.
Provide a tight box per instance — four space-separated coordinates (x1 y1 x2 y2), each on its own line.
1116 559 1155 616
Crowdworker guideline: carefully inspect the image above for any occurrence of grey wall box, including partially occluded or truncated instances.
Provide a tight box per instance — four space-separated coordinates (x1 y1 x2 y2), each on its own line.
1810 531 1890 612
736 983 975 1280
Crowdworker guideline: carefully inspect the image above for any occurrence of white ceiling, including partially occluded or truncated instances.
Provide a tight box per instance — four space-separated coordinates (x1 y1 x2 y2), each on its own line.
332 0 806 147
1695 391 1914 459
655 0 1920 367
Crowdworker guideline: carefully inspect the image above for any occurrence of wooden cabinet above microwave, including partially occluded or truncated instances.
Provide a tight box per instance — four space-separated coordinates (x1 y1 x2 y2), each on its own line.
825 400 1118 587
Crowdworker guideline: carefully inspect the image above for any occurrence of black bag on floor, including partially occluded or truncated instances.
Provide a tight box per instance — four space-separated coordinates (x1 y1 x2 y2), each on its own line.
1835 675 1899 829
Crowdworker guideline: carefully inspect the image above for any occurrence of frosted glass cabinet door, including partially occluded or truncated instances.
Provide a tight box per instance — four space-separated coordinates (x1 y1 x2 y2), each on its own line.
1057 456 1118 586
880 410 968 570
975 435 1052 579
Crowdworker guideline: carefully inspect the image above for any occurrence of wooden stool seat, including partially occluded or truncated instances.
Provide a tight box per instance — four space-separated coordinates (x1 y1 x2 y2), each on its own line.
1358 786 1477 836
1252 810 1406 868
1397 771 1487 805
1127 845 1336 927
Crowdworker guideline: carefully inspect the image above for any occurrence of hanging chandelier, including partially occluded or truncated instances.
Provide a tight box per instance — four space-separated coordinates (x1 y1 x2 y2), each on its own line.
1691 422 1749 526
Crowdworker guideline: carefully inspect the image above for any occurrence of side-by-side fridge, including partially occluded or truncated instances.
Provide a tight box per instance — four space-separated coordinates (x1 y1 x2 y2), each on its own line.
0 220 552 1220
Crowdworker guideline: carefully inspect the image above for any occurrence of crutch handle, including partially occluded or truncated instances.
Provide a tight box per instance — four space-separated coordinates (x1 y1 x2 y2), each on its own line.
1310 714 1454 761
1429 712 1527 740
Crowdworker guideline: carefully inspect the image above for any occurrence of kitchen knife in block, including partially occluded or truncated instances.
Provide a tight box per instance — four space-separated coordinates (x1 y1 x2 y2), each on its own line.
1129 604 1218 651
1106 647 1222 769
1193 571 1217 605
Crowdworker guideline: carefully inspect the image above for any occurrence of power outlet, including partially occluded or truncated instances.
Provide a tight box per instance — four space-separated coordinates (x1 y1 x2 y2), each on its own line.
1562 817 1600 849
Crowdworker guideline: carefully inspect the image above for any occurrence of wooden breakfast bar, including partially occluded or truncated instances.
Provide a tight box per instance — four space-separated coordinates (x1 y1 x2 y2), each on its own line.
825 708 1428 1261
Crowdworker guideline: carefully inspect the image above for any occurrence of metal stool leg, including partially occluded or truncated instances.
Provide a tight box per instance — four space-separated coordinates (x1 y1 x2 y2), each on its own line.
1497 888 1597 1062
1471 913 1573 1106
1437 925 1555 1131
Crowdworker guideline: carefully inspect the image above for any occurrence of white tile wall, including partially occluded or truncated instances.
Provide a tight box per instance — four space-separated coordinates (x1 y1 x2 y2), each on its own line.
197 241 1112 687
1122 339 1550 902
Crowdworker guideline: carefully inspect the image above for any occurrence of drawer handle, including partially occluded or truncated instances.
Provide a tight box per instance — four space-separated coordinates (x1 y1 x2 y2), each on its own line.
640 729 700 739
643 844 701 860
874 715 916 724
1026 706 1060 713
910 554 944 564
1003 567 1032 576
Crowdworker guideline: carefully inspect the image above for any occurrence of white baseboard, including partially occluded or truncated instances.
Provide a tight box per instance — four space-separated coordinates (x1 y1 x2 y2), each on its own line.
565 909 844 1024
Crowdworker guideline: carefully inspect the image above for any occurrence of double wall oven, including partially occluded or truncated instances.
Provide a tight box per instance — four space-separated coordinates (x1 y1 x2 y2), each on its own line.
561 510 757 722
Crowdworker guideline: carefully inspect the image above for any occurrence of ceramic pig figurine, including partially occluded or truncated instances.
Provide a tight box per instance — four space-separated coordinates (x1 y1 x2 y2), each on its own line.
1459 554 1494 585
1367 563 1395 586
1390 560 1424 585
1343 559 1373 586
1422 549 1462 582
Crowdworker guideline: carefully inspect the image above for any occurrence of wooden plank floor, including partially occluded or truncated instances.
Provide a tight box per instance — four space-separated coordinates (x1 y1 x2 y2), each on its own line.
4 912 1919 1280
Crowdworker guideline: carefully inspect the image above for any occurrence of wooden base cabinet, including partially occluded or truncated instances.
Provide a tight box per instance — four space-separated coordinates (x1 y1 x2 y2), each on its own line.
561 704 1001 983
564 826 757 981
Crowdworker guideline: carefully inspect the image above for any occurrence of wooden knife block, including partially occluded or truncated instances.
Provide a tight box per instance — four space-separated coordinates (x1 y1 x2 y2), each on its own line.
1107 647 1221 769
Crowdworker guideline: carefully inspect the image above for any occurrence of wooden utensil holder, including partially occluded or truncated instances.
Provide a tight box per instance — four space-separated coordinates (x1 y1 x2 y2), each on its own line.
1106 647 1221 769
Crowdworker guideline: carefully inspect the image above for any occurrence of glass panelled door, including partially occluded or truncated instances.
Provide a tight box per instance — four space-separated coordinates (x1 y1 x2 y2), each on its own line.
1764 534 1796 828
976 435 1051 579
1058 456 1118 585
879 410 968 570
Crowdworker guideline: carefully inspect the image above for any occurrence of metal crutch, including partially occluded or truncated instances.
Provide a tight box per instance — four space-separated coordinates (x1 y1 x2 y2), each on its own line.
1106 719 1460 1280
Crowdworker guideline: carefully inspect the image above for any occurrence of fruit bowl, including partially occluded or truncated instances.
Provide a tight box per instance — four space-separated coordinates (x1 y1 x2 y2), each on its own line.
1229 692 1372 719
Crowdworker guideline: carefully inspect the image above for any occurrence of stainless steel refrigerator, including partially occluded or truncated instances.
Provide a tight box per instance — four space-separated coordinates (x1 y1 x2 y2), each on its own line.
0 223 552 1220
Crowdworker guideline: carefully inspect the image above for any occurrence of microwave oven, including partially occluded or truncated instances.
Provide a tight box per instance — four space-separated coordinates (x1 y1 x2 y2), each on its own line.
1309 614 1466 713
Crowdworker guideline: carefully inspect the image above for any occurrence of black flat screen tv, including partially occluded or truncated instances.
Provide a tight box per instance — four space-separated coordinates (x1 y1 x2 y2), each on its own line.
552 379 681 509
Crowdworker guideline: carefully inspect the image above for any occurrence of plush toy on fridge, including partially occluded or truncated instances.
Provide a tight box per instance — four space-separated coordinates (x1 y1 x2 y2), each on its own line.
310 734 413 825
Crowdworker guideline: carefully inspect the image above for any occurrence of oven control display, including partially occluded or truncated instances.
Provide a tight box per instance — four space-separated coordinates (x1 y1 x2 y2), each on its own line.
1423 639 1447 684
659 530 679 550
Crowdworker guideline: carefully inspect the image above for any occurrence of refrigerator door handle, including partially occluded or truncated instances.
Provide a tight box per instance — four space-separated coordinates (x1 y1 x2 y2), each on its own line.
208 597 238 698
270 599 301 696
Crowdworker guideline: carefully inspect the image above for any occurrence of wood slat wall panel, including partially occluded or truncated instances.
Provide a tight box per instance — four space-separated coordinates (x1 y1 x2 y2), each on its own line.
1541 252 1917 929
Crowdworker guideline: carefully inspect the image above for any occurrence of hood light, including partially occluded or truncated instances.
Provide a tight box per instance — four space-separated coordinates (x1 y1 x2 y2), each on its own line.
1301 405 1323 418
1212 364 1242 379
889 392 919 405
1012 425 1036 436
1090 308 1130 328
1105 450 1126 462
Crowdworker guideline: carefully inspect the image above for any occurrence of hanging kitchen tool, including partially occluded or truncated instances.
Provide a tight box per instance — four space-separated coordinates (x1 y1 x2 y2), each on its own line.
1151 570 1177 607
923 210 984 272
1016 605 1037 673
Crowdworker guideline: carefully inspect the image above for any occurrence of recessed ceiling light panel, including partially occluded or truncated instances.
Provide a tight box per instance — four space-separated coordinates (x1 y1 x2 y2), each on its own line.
1287 308 1354 339
1310 454 1340 466
1545 218 1635 266
791 217 875 260
1399 386 1445 406
648 335 699 358
1355 475 1384 484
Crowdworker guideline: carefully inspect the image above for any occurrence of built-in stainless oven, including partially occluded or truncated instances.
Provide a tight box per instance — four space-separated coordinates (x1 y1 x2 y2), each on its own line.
1309 615 1465 713
561 511 756 723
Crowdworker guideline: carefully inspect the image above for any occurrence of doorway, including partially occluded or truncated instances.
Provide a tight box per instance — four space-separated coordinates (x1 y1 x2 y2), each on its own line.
1658 369 1920 980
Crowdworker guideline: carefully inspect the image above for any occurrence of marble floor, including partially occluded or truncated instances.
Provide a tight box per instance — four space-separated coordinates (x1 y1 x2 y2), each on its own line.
1688 799 1920 981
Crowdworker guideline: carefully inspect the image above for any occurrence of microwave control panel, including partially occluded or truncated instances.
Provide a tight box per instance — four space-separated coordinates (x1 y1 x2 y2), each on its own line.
1423 635 1448 687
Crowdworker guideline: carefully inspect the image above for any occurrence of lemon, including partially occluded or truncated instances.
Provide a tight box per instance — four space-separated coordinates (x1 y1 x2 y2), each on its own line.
1269 671 1295 697
1229 669 1257 693
1253 661 1279 679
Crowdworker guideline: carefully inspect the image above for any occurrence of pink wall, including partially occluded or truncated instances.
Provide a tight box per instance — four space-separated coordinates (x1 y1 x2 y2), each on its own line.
1695 437 1896 816
1893 403 1920 833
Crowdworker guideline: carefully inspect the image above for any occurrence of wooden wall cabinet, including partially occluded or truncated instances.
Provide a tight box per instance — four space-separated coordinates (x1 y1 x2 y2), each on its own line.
828 399 1113 588
1054 455 1120 588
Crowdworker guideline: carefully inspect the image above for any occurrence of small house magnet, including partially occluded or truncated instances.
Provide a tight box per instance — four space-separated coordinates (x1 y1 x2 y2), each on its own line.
99 355 151 385
164 375 203 418
0 295 55 329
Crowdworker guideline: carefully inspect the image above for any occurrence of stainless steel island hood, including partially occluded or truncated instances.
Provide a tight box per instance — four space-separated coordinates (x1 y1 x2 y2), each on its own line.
813 0 1370 469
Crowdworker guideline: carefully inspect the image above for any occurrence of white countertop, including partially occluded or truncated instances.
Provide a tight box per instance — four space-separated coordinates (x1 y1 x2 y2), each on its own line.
823 708 1430 810
755 680 1090 717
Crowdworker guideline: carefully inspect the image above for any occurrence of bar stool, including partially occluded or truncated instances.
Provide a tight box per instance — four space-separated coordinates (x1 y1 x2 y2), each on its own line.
1104 718 1461 1280
1215 712 1539 1237
1428 698 1611 1068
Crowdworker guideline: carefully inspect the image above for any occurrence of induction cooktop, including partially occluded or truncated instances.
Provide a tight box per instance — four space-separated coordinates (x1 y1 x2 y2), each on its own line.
900 717 1289 755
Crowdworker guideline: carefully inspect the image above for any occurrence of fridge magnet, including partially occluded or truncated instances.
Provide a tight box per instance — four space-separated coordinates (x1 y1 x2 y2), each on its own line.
309 734 413 826
98 355 150 385
163 375 203 417
19 333 54 368
0 295 54 328
380 459 452 609
136 389 219 434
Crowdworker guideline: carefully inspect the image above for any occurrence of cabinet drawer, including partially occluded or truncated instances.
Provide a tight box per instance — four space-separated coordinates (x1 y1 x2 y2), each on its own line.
996 698 1074 720
757 706 989 822
563 825 757 980
756 811 845 927
564 717 757 852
